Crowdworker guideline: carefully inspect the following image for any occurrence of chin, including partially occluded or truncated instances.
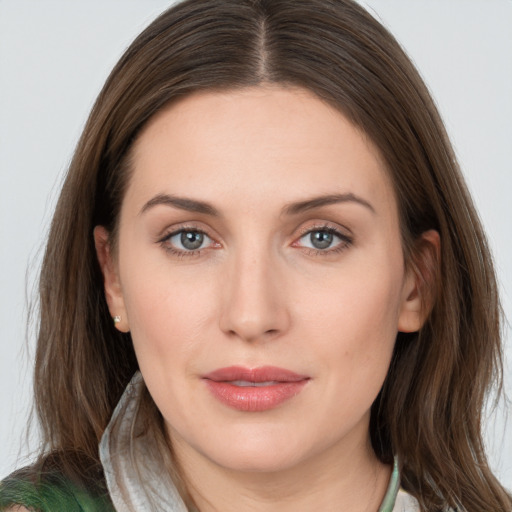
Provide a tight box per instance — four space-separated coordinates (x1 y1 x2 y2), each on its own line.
211 447 304 474
194 424 314 474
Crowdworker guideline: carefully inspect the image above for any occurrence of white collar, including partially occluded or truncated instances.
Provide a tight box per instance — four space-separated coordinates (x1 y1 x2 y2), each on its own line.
100 372 187 511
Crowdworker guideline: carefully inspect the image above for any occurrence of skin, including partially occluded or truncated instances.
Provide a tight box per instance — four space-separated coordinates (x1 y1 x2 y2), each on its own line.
95 85 438 511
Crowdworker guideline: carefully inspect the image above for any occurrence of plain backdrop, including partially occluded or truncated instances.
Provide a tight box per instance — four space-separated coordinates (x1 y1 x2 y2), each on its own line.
1 0 511 488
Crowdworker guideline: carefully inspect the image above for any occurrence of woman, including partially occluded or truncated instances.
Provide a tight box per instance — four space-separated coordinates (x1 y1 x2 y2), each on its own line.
1 0 510 510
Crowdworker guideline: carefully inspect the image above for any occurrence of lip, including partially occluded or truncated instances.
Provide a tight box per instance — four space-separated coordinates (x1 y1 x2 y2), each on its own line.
203 366 310 412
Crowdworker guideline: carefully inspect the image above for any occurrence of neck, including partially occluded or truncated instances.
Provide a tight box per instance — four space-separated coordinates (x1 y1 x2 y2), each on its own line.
171 430 392 512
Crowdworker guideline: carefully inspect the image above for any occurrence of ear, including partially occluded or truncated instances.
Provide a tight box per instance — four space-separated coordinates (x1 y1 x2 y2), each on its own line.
93 226 130 333
398 229 440 333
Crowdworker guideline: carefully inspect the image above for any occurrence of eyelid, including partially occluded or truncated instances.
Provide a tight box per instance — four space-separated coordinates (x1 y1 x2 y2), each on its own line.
294 221 354 246
157 222 216 242
296 221 352 237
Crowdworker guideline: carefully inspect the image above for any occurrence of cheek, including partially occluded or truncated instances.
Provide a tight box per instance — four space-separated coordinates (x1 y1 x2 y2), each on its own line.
299 255 404 385
129 287 212 355
119 248 219 368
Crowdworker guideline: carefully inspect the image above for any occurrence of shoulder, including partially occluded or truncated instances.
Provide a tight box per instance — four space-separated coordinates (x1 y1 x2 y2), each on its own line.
0 461 114 512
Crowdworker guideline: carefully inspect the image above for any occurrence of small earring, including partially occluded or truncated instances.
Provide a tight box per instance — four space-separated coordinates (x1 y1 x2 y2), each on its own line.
113 316 121 325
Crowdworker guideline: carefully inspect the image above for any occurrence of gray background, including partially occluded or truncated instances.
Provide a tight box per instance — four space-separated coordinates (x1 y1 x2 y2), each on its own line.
1 0 511 487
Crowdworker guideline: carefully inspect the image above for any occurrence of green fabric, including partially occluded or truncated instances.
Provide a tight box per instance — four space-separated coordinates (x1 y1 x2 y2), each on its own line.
0 472 114 512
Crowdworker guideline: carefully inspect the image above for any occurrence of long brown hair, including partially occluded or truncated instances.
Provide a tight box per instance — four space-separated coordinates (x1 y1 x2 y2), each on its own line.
33 0 510 510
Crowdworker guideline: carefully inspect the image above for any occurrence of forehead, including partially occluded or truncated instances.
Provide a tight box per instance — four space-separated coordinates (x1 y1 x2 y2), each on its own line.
126 85 396 218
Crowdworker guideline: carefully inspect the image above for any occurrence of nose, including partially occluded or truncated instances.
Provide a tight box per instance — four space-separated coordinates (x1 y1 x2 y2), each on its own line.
218 246 291 343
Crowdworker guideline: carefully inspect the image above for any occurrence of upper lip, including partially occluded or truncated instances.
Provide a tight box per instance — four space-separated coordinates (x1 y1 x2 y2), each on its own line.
203 366 310 383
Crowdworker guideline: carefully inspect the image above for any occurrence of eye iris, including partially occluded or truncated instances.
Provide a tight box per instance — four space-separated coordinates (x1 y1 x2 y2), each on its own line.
181 231 204 250
310 231 333 249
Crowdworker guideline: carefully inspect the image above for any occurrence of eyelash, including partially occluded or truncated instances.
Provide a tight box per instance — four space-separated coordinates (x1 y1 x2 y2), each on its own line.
294 224 353 257
158 223 353 259
158 224 213 259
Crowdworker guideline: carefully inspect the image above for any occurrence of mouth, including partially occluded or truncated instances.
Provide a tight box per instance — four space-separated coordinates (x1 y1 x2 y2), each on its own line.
202 366 310 412
229 380 282 387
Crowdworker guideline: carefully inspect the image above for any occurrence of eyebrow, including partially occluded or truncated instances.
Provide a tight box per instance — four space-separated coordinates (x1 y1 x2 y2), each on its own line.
282 193 375 216
140 192 375 217
140 194 219 216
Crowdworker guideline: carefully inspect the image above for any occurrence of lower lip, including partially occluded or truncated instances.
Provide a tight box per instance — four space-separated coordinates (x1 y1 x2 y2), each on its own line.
204 380 308 412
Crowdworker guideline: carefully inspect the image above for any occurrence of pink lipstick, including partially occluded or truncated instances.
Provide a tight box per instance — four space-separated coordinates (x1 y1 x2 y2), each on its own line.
203 366 309 412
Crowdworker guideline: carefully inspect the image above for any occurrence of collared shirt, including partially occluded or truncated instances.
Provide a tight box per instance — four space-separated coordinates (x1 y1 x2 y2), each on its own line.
100 372 420 511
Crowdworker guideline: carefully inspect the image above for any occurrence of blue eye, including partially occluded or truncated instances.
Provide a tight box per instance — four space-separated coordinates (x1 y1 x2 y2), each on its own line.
159 225 350 258
304 230 336 249
165 229 212 252
297 227 351 252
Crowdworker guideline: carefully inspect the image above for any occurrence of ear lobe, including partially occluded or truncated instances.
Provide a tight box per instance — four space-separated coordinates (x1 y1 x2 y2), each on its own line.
93 226 130 333
398 229 440 333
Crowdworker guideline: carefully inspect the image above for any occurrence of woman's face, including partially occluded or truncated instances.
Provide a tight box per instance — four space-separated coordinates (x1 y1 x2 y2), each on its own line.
97 85 424 474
